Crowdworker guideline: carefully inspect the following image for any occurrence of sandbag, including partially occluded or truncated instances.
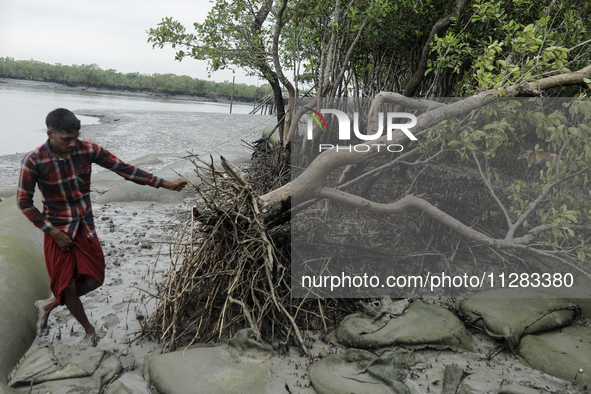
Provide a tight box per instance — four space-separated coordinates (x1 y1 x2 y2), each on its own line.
0 195 49 381
458 289 580 350
519 326 591 387
309 348 411 394
7 344 121 393
543 273 591 318
103 372 150 394
147 329 273 394
327 300 476 352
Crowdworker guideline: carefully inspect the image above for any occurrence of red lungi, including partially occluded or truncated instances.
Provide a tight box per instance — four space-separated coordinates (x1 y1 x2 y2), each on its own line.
43 233 105 305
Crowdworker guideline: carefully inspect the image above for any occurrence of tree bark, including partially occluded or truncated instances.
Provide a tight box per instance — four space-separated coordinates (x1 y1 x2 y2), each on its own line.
251 0 286 135
272 0 295 144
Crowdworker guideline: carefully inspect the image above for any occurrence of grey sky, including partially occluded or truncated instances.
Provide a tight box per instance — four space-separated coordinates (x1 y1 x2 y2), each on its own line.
0 0 254 84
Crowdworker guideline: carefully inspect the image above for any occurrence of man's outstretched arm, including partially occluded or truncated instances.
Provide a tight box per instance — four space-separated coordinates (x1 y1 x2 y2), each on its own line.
92 142 187 191
160 178 188 191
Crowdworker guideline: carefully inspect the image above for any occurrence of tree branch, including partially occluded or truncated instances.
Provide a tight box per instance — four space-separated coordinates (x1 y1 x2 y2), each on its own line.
402 0 471 97
524 247 591 281
506 163 591 240
317 189 498 246
262 64 591 205
314 188 591 279
272 0 296 144
331 16 370 94
569 38 591 52
471 151 513 229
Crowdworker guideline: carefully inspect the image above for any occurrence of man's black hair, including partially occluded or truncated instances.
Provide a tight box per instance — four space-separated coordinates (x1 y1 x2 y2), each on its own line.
46 108 81 132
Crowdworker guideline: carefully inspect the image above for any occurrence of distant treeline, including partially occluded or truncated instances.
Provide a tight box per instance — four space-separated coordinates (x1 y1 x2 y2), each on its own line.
0 57 269 102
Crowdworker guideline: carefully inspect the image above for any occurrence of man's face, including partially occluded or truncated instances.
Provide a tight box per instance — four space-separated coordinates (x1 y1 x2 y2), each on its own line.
47 128 79 157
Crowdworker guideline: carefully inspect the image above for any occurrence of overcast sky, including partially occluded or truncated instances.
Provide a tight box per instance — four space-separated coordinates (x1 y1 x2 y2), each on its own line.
0 0 256 84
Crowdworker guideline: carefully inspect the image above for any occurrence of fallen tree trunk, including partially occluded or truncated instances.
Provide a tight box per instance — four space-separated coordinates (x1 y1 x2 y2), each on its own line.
261 65 591 278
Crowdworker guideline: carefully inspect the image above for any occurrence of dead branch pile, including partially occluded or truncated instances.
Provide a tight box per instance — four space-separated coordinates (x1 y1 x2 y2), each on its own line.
143 153 333 352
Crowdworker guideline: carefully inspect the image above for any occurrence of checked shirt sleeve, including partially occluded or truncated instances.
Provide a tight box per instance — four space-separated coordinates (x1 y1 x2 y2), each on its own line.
91 142 163 187
16 154 54 233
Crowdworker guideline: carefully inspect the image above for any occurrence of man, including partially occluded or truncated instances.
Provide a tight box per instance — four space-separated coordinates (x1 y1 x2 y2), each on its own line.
17 108 187 346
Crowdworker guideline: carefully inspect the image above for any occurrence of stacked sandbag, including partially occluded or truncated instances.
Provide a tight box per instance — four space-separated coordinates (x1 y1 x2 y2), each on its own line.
327 299 476 352
458 288 589 387
0 195 49 381
457 289 580 350
309 348 412 394
7 344 122 393
519 326 591 387
146 329 273 394
315 298 476 394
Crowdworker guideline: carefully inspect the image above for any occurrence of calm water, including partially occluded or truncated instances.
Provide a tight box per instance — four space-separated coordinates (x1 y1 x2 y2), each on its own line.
0 80 254 156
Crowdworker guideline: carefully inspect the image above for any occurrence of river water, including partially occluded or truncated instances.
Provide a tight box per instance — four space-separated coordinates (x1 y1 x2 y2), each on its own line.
0 79 254 156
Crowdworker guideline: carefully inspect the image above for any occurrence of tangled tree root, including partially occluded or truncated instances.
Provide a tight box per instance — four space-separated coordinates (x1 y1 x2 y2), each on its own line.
143 154 319 352
245 138 290 195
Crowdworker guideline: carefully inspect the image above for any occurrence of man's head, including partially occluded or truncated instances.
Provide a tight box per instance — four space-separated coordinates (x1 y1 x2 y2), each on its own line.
46 108 81 157
46 108 81 132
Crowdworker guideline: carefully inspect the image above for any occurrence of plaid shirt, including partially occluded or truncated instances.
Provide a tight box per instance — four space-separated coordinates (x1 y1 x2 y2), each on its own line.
17 139 163 239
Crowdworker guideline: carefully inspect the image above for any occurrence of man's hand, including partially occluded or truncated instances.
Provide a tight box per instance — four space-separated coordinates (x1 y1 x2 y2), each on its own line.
49 227 75 252
161 178 188 192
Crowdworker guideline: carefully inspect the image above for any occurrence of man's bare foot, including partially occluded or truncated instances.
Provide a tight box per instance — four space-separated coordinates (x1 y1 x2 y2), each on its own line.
79 330 97 347
34 300 50 337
